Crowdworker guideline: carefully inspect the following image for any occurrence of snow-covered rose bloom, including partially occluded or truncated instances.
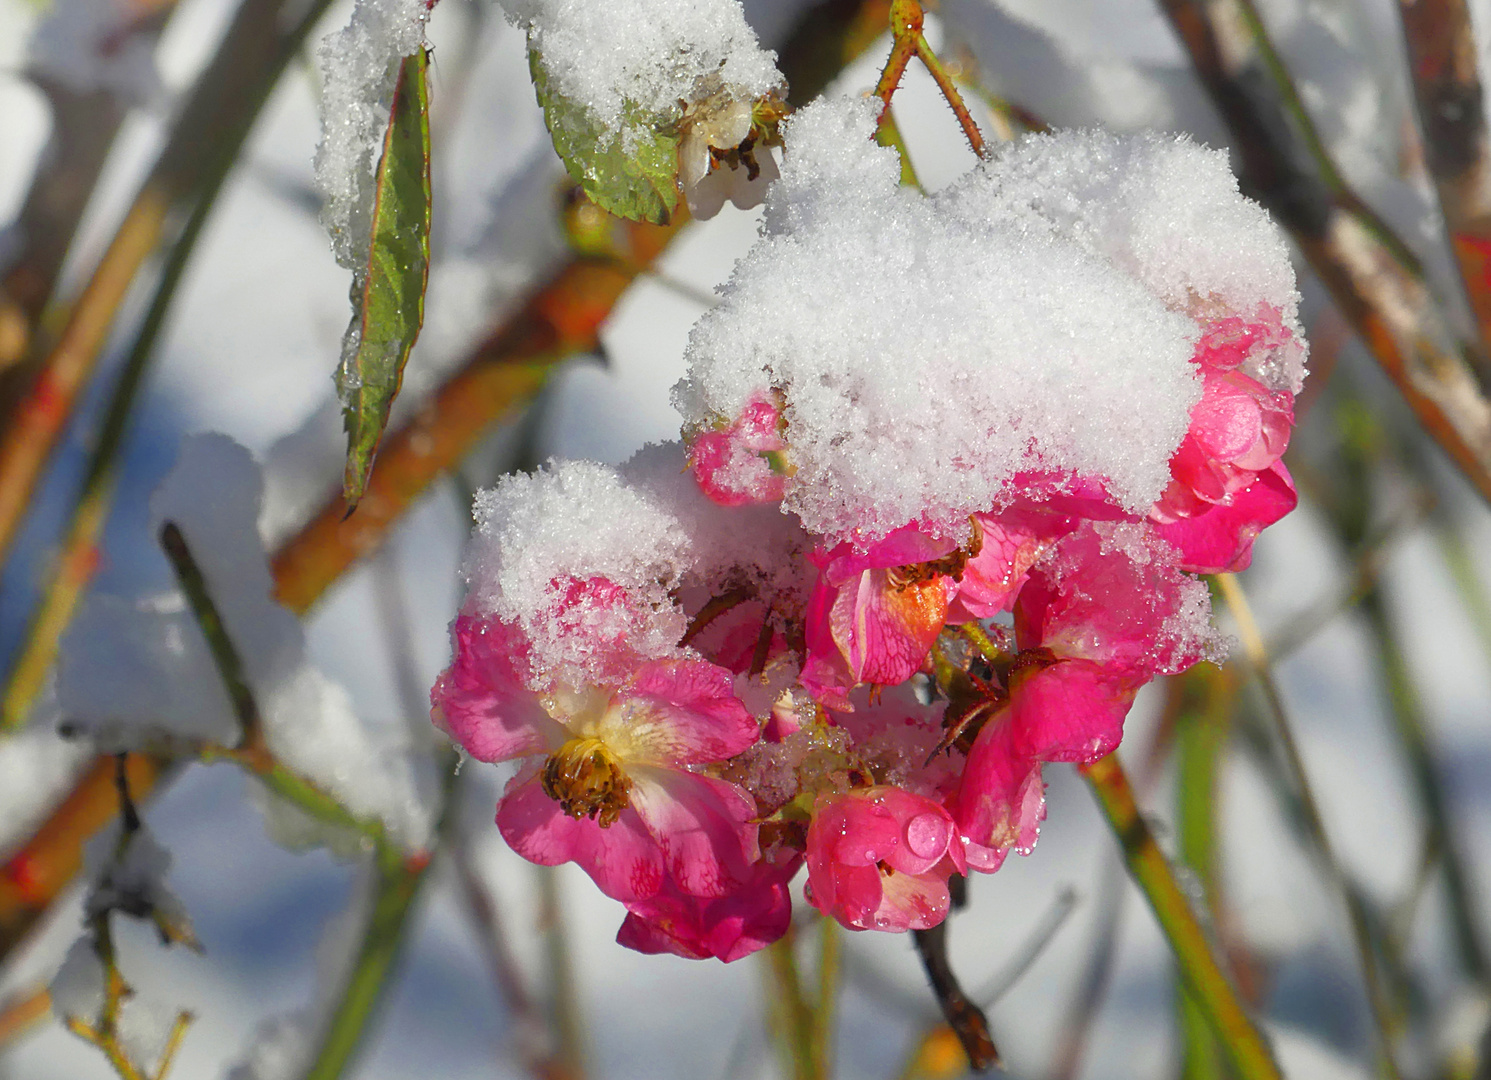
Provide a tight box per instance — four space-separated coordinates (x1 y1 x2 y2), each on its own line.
434 616 762 903
436 104 1305 958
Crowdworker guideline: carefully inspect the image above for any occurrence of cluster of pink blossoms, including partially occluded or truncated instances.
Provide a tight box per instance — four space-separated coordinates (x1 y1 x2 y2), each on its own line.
430 111 1306 961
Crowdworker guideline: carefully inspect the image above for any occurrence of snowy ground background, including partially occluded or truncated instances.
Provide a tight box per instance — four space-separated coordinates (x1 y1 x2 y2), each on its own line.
0 0 1489 1076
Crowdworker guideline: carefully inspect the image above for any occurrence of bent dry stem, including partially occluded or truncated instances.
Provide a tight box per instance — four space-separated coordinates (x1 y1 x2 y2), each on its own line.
1080 753 1282 1080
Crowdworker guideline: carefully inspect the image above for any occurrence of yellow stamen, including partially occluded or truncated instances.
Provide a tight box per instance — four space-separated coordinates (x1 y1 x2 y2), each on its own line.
540 737 633 827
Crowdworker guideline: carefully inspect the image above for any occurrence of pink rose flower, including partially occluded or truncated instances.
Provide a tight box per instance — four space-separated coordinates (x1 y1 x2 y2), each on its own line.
804 787 966 931
688 394 789 507
433 616 764 903
799 526 962 708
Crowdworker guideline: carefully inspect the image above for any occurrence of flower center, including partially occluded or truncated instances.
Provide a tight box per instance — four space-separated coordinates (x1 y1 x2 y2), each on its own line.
540 737 633 827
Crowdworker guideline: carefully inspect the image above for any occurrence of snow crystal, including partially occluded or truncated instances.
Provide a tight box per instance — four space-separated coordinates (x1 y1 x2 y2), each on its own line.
679 99 1198 543
947 128 1306 392
623 441 812 605
465 458 694 687
313 0 429 270
49 937 106 1025
502 0 780 144
57 434 437 851
465 443 815 691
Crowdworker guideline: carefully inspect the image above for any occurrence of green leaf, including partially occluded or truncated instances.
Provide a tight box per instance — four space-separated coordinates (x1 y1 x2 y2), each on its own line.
339 47 432 510
529 49 680 224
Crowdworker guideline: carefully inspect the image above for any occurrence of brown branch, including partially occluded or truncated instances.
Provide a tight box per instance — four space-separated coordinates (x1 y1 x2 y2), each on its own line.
1159 0 1491 508
1397 0 1491 384
0 0 337 565
912 876 1000 1072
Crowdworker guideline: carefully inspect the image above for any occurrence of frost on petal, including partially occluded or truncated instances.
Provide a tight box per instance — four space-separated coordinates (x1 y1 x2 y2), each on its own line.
678 100 1216 545
617 856 799 961
463 460 693 691
686 393 788 507
431 616 568 763
1015 521 1223 680
627 766 759 897
497 773 666 903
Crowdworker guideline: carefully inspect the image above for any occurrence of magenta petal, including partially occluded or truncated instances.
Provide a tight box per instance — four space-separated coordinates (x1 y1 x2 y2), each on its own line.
834 569 951 687
628 767 759 898
1153 461 1297 573
949 517 1040 620
496 775 665 903
874 864 952 931
1007 660 1133 764
619 659 761 764
617 857 798 962
431 616 569 763
800 574 857 708
954 719 1046 865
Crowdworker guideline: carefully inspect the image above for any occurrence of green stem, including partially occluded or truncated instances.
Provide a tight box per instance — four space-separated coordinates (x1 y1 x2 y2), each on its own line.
1080 754 1281 1080
814 917 839 1071
1218 574 1403 1080
764 929 822 1080
160 523 261 734
299 841 435 1080
1175 667 1236 1080
537 865 587 1080
1363 591 1490 984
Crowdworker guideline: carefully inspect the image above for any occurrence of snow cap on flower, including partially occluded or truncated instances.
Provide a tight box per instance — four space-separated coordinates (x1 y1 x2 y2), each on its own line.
949 129 1305 393
677 97 1212 546
462 459 694 691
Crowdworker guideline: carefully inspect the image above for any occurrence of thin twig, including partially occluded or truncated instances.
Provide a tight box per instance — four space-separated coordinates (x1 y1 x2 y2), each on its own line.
1080 753 1282 1080
449 818 554 1075
1158 0 1491 509
912 879 1000 1072
1217 572 1403 1079
0 985 50 1049
160 523 261 738
1396 0 1491 385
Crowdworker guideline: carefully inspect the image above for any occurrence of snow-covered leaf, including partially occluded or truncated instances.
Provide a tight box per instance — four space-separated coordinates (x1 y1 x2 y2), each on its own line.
530 49 681 225
338 46 433 509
